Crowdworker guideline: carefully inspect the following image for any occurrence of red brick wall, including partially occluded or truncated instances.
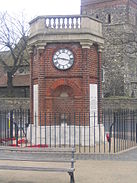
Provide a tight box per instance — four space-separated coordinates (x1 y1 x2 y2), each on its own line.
31 43 100 125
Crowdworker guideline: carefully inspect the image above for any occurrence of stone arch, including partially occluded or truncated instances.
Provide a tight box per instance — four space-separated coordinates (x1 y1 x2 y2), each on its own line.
48 79 82 97
52 85 74 114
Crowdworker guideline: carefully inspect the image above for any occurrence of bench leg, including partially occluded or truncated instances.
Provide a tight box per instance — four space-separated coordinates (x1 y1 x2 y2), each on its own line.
69 172 75 183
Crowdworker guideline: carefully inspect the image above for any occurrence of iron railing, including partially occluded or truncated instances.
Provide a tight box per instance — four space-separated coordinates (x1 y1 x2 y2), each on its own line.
0 109 137 154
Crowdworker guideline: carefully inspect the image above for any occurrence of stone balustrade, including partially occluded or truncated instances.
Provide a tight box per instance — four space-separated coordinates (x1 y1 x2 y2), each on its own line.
45 16 81 29
30 15 102 34
29 15 104 47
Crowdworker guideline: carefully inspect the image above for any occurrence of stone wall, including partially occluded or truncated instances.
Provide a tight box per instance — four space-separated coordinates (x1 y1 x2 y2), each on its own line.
0 98 30 110
102 98 137 110
0 97 137 111
81 0 137 97
0 87 30 98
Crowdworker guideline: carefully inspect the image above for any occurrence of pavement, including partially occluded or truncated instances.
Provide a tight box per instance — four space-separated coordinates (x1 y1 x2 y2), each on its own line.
0 146 137 183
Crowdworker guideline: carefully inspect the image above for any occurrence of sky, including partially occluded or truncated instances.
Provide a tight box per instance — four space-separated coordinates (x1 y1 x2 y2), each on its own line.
0 0 81 21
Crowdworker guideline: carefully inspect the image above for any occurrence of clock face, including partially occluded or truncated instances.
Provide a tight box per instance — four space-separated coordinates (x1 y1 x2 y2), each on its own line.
53 49 74 70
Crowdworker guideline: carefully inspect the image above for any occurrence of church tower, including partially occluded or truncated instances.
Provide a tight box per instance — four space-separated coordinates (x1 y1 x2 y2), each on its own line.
81 0 137 97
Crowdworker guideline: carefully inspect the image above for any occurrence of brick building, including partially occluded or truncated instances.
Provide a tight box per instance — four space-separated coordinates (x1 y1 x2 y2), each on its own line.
0 61 30 98
28 15 104 124
81 0 137 97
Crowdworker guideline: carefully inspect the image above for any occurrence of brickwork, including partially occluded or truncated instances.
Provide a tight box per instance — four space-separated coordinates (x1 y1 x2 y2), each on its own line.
31 43 100 125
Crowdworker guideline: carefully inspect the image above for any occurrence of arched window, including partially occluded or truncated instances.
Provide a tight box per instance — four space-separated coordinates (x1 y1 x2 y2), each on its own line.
52 85 74 115
107 13 111 24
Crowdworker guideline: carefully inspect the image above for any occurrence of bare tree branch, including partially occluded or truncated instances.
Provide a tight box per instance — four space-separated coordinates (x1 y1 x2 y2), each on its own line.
0 12 29 93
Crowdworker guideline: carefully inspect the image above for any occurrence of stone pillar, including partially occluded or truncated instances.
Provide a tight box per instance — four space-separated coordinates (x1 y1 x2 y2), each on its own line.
81 42 93 125
97 45 104 123
29 47 34 124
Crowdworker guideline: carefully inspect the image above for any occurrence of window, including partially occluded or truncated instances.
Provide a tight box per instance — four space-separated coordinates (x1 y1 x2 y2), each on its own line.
107 13 111 24
96 14 99 19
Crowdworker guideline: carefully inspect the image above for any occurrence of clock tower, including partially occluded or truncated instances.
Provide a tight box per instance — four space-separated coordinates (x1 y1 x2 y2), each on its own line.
28 15 104 126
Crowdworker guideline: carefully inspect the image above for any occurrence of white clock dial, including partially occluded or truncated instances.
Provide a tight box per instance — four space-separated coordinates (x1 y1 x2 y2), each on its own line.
53 49 74 70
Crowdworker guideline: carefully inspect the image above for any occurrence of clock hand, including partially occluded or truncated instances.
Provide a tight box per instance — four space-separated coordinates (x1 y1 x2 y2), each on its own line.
58 57 70 61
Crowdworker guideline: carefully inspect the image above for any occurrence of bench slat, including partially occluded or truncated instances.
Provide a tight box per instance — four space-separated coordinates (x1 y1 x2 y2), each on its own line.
0 165 75 173
0 157 75 163
0 147 75 183
0 146 75 153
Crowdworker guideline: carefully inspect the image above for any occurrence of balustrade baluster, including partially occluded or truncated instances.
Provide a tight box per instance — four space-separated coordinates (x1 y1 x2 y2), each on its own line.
76 18 79 29
66 17 70 29
53 18 56 28
58 18 61 29
71 18 74 29
62 18 65 29
59 18 62 29
44 16 81 29
45 18 47 28
49 18 51 28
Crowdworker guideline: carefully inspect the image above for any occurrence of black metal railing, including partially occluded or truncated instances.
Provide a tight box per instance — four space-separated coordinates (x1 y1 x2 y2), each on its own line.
0 109 30 147
108 111 137 153
0 109 137 153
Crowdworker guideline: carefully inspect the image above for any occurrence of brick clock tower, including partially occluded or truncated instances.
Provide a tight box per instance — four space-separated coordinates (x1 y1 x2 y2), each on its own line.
28 15 104 145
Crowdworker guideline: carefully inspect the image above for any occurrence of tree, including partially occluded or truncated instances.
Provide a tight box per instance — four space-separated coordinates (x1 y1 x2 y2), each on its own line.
0 12 29 95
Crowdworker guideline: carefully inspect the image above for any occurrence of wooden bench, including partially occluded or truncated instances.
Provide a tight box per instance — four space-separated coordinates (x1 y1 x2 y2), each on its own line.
0 146 75 183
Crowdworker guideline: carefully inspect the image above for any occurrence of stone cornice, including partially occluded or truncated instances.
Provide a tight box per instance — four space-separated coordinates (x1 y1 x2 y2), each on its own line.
28 31 104 48
80 40 94 48
28 15 104 47
36 44 45 50
98 45 104 52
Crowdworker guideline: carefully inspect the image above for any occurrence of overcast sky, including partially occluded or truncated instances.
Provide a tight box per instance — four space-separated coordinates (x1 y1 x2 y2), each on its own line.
0 0 81 21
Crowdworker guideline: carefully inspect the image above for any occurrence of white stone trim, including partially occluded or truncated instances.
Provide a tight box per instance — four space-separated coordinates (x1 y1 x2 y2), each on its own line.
33 84 38 126
90 84 98 126
27 124 105 146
